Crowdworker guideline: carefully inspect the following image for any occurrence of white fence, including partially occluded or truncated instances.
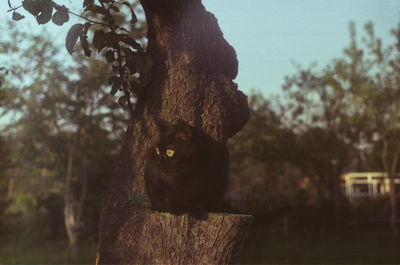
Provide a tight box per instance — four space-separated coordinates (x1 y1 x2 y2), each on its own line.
341 172 400 204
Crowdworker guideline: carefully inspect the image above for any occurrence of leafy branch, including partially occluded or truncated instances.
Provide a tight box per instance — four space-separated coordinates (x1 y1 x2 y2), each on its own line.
8 0 152 120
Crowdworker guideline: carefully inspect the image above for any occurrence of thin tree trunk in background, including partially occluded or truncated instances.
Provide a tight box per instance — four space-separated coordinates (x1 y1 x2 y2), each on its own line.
309 174 327 202
96 0 251 263
76 157 89 227
64 140 88 258
389 177 398 236
382 138 399 236
6 177 13 200
64 144 78 258
389 146 400 236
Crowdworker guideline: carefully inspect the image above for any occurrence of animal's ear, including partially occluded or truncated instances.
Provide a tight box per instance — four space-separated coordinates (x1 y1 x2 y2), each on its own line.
155 118 172 134
174 119 193 140
176 118 188 128
175 119 192 131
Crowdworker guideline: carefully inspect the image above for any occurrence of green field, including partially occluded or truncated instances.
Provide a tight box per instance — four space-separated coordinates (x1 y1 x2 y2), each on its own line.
0 237 96 264
242 221 400 264
1 218 399 264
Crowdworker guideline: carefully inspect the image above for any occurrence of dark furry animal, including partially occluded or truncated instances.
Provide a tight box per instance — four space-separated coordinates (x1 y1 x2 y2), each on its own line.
144 118 292 223
145 119 228 214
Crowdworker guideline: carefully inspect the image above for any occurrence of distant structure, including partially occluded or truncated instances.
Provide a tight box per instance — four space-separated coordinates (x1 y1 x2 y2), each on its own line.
341 172 400 204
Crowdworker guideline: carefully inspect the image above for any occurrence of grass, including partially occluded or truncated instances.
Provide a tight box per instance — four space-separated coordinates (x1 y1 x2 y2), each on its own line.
241 221 400 264
0 236 96 264
1 207 400 264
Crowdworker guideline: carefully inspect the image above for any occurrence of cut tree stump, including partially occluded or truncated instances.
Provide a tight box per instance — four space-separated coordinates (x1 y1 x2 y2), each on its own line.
97 212 252 265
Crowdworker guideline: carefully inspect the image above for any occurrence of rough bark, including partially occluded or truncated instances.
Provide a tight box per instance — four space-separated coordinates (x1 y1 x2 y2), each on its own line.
96 0 250 264
110 213 252 264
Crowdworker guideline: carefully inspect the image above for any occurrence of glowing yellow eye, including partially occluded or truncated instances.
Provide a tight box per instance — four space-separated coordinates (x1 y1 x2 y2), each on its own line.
166 149 175 157
156 147 160 155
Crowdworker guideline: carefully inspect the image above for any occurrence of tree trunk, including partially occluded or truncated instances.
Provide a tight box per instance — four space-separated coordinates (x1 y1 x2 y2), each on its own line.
64 145 78 258
389 177 398 236
382 138 399 236
6 177 13 200
96 0 250 263
103 212 252 264
76 157 89 227
389 145 400 236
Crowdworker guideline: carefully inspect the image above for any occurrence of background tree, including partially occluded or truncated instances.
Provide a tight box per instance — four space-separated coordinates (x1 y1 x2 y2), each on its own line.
0 136 11 228
0 21 128 256
283 21 400 234
228 92 301 212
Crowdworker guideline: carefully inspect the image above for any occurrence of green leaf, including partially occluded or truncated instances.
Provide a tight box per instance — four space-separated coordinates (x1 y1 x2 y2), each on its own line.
118 95 128 106
138 72 151 89
110 77 122 96
110 6 119 12
126 58 137 73
121 47 132 57
122 2 137 24
22 0 41 16
36 0 53 24
52 6 69 26
65 23 84 55
80 34 92 57
92 5 107 15
93 30 106 51
105 32 119 49
83 22 92 35
121 35 141 50
37 0 53 24
110 86 118 96
108 75 119 85
12 12 25 21
105 49 115 62
83 0 93 9
136 53 153 74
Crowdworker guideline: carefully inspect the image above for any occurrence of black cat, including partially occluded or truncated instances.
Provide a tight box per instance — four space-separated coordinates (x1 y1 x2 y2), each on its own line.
145 119 229 214
145 118 292 223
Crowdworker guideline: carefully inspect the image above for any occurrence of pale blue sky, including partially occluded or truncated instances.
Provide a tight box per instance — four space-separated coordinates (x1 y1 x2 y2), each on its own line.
2 0 400 97
202 0 400 96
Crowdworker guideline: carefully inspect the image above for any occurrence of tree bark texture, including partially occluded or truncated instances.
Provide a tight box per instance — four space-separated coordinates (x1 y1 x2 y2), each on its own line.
112 213 252 264
96 0 250 264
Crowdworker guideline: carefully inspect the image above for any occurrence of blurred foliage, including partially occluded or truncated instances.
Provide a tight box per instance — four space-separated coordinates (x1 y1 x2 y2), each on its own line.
0 136 11 227
280 20 400 235
228 92 303 212
7 0 150 117
282 21 400 174
228 20 400 216
0 20 128 247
